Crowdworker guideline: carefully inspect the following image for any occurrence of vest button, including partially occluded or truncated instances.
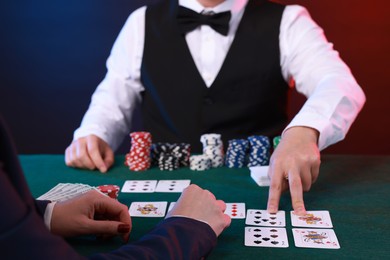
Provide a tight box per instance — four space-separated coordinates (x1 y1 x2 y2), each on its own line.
203 97 214 105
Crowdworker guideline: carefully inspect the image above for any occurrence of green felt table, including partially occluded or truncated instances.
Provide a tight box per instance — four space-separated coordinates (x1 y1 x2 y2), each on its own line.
20 154 390 259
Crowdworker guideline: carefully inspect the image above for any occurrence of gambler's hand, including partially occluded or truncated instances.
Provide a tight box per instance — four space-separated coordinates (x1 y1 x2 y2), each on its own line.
65 135 114 173
51 190 131 242
267 126 320 216
166 184 231 236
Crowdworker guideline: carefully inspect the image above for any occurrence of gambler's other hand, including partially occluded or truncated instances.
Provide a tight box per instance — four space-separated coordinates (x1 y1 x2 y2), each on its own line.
267 126 320 216
166 184 231 236
65 135 114 173
51 190 131 242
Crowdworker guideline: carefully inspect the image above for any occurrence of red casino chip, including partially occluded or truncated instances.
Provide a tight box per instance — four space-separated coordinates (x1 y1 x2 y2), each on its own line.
97 185 120 199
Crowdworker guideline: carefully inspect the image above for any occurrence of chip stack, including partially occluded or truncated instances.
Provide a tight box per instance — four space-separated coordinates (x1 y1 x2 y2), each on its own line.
200 133 224 168
125 132 152 171
189 154 212 171
151 143 191 171
158 153 180 171
97 185 120 199
224 139 249 168
247 135 271 167
273 136 281 150
171 143 191 167
150 143 171 166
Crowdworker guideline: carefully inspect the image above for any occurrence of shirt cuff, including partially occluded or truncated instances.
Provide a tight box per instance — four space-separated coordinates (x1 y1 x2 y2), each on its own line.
43 201 57 231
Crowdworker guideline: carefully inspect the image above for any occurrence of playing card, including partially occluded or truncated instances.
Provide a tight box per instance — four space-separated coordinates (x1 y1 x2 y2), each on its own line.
129 201 168 217
292 228 340 249
246 209 285 227
249 166 270 186
291 210 333 228
121 180 157 193
225 203 246 219
37 183 96 202
245 227 289 248
167 202 176 212
155 180 191 193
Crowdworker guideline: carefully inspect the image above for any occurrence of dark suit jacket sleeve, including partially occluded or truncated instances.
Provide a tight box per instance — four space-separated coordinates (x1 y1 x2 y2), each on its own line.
92 217 217 260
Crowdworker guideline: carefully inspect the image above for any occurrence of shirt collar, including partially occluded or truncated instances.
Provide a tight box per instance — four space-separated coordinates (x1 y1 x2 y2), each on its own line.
179 0 248 14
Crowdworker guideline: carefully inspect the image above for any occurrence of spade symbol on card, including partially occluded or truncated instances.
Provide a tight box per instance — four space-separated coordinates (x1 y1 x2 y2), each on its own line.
254 229 261 232
271 241 279 245
271 235 278 238
262 237 270 241
254 234 262 238
270 229 277 232
254 221 261 224
255 216 261 219
254 240 262 244
262 219 269 222
270 221 276 225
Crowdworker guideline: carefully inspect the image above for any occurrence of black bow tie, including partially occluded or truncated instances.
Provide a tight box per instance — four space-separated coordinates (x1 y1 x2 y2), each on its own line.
177 6 231 36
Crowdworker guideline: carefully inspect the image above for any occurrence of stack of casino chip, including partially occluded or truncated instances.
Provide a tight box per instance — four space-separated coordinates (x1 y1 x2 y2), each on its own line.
247 135 271 167
158 153 180 171
125 132 152 171
273 136 281 150
189 154 212 171
151 143 191 171
97 185 120 199
200 134 224 168
224 139 249 168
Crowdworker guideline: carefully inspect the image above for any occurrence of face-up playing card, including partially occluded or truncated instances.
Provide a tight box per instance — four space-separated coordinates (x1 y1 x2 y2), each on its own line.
245 227 289 248
155 180 191 193
121 180 157 193
290 210 333 228
292 228 340 249
129 201 168 217
225 203 246 219
246 209 286 227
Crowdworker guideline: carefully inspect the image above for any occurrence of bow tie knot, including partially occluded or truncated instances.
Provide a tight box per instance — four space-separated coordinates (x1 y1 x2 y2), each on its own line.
177 6 231 36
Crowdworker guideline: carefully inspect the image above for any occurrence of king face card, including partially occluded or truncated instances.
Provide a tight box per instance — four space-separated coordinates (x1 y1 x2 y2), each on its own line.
121 180 157 193
225 203 246 219
292 228 340 249
129 201 168 217
245 227 289 248
155 180 191 193
246 209 286 227
290 210 333 228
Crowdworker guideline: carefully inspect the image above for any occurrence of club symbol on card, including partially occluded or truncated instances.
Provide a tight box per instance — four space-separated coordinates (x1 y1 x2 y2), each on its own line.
137 204 158 215
299 214 322 225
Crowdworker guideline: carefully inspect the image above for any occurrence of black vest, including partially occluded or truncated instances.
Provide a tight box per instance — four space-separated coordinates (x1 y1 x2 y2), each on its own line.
140 0 289 153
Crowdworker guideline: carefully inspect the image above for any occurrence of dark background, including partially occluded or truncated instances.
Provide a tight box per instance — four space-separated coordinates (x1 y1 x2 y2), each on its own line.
0 0 389 154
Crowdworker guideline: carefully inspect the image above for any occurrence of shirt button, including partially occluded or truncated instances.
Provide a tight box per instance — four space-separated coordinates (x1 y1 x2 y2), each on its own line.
203 97 213 105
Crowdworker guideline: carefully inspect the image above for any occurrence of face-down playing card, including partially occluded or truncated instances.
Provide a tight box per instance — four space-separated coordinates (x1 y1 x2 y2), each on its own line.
245 227 289 248
246 209 286 227
121 180 157 193
129 201 168 217
292 228 340 249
